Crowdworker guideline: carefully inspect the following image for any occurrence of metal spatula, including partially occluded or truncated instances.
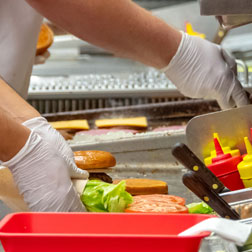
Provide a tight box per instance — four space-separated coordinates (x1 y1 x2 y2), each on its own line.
186 104 252 161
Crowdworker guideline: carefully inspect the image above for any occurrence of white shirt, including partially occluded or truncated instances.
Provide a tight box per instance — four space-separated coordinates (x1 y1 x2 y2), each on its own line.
0 0 42 98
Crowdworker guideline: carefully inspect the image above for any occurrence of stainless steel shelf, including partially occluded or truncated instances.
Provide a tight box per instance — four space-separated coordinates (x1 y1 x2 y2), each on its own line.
28 70 179 100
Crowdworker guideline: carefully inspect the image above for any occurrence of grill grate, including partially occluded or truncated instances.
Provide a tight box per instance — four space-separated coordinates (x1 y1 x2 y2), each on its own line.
29 97 188 114
28 68 251 114
28 70 178 98
28 69 189 113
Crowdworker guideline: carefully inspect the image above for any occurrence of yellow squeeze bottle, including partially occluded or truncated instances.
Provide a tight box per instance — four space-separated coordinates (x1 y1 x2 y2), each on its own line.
237 137 252 188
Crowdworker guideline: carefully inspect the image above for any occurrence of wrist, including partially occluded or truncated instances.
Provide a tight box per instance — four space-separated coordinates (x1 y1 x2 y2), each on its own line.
157 30 183 69
2 130 36 168
0 116 31 163
23 116 47 128
161 31 187 72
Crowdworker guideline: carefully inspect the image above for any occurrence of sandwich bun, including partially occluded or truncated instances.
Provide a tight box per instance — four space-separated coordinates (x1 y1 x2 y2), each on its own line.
36 23 54 55
74 150 116 170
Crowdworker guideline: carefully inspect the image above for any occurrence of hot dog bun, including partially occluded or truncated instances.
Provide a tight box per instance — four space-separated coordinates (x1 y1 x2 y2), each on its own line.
74 150 116 170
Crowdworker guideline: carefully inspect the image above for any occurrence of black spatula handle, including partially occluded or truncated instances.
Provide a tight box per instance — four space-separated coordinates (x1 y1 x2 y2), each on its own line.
183 171 239 220
172 143 227 193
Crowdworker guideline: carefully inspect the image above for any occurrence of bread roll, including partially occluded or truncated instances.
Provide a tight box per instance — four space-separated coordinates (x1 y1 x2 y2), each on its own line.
113 178 168 195
74 150 116 170
36 23 54 55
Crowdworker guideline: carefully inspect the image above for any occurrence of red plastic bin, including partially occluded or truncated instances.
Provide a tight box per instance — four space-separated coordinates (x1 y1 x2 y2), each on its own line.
0 213 215 252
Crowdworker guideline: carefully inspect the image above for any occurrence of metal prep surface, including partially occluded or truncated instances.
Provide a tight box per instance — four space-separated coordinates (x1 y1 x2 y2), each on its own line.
28 70 180 100
200 0 252 15
186 104 252 161
70 131 202 204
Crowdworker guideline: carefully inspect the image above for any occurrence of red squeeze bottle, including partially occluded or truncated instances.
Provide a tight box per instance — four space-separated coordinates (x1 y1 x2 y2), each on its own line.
207 138 244 191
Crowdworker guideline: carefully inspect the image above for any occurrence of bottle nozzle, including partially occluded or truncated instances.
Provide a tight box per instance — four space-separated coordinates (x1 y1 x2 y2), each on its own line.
244 137 252 156
213 133 223 149
214 138 224 156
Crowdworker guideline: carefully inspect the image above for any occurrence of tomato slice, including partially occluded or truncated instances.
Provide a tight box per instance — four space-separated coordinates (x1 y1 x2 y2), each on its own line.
125 194 188 214
132 194 186 206
125 203 188 214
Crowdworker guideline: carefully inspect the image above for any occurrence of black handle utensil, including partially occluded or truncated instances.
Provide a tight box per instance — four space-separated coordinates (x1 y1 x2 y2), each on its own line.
172 143 229 193
183 171 240 220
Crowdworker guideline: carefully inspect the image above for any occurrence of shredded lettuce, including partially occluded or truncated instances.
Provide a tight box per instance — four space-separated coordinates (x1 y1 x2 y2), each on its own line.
81 180 133 212
187 202 213 214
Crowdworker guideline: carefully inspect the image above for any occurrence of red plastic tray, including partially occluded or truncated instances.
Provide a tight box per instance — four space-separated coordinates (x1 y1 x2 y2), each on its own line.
0 213 215 252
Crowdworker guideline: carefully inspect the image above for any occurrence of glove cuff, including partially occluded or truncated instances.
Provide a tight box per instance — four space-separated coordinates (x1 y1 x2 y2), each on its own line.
2 131 40 169
22 116 47 129
161 31 188 73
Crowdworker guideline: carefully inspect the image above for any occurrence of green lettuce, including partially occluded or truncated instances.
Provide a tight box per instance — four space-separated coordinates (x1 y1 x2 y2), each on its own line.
81 180 133 212
187 202 213 214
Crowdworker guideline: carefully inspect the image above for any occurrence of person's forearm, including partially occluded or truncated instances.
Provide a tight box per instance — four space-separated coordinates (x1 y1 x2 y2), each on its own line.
26 0 181 68
0 78 40 123
0 109 30 162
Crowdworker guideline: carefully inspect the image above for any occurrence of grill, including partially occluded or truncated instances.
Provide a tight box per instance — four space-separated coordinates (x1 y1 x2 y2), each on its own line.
28 51 252 114
28 69 190 113
29 97 189 114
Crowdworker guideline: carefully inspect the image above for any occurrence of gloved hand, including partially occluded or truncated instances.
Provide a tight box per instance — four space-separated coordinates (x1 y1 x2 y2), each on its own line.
2 130 86 212
23 117 89 179
179 217 251 247
163 32 250 109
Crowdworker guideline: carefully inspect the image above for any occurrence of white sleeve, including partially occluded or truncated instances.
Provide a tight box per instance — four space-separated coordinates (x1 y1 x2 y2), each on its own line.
0 0 42 98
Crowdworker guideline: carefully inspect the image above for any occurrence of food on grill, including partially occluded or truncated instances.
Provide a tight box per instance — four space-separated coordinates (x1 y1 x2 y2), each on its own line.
125 194 188 214
95 117 148 128
113 178 168 195
50 120 90 130
36 23 54 55
74 150 116 170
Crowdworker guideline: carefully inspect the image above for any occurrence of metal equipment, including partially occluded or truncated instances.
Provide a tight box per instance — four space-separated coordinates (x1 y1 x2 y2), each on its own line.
28 70 186 114
186 104 252 161
200 0 252 28
134 0 195 10
28 63 251 114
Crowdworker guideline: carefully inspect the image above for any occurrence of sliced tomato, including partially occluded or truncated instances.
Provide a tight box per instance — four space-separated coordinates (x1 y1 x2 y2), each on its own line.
132 194 186 206
125 203 188 214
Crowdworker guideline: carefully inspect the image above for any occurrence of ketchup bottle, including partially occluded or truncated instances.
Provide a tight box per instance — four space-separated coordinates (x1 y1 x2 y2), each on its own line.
207 138 244 191
204 133 240 166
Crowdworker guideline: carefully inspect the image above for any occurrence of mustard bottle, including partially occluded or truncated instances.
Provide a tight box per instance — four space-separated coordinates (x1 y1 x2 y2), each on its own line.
204 133 240 166
237 137 252 188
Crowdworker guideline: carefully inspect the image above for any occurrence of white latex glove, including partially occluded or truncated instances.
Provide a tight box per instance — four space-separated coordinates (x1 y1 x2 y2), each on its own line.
179 218 252 247
1 130 85 212
23 117 89 179
163 32 250 109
